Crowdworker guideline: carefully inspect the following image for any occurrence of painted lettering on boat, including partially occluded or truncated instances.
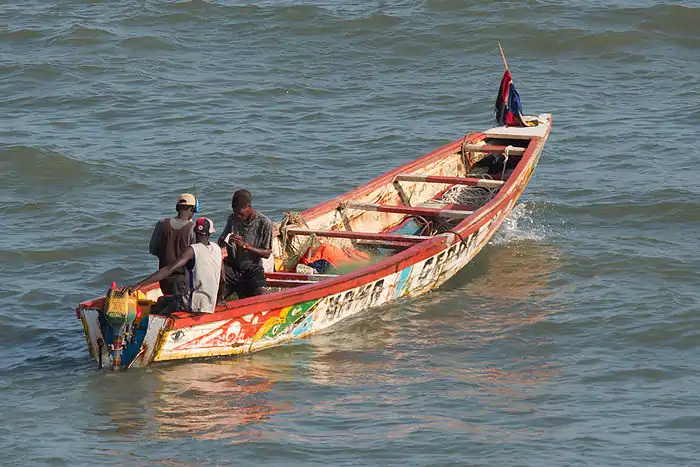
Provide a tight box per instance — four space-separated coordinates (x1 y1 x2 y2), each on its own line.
318 279 385 327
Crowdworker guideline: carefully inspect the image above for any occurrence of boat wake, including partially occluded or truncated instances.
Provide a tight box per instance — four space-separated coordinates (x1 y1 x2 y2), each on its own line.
491 202 549 245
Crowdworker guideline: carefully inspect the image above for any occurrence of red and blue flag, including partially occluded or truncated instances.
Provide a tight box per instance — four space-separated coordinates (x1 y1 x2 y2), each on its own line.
494 69 529 127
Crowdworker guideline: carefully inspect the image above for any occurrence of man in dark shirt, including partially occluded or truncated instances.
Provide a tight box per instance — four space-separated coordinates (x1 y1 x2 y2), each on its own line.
149 193 197 295
217 189 273 300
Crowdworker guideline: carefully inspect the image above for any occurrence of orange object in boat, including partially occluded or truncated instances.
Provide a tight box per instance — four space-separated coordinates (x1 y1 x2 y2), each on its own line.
301 243 370 269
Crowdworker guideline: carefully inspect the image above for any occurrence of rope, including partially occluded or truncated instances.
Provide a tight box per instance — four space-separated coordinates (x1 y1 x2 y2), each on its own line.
438 182 498 208
501 152 509 182
444 229 468 248
278 211 319 271
403 214 434 236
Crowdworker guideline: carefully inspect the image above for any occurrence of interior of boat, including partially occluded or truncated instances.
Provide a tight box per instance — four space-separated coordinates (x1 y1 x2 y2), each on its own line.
262 132 536 291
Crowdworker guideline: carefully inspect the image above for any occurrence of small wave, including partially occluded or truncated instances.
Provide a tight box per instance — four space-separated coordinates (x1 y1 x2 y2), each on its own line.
116 2 266 28
272 4 327 22
2 350 92 378
337 13 402 30
0 28 44 42
0 63 64 81
562 198 700 224
46 24 119 47
0 244 107 264
634 4 700 37
119 35 181 51
662 416 700 430
580 367 669 384
0 146 92 185
85 267 141 289
424 0 484 13
510 26 648 57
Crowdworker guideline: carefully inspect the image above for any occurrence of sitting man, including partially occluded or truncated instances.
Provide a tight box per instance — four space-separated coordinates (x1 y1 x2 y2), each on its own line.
131 218 222 316
148 193 198 295
217 189 273 300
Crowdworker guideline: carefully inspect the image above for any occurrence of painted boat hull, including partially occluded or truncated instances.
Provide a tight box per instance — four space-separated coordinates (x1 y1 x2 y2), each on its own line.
77 115 551 369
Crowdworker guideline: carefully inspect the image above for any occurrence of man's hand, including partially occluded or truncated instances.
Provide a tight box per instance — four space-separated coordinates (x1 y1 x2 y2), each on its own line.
230 234 244 247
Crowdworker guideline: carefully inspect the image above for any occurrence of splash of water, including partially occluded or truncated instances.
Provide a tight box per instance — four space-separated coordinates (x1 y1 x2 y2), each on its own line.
491 202 550 245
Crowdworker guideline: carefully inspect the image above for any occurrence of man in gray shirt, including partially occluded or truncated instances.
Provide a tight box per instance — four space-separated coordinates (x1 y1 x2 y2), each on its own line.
217 189 273 300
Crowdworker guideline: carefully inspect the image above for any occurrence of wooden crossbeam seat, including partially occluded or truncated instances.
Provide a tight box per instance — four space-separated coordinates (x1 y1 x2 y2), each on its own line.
284 227 431 245
462 143 525 155
343 202 474 219
393 174 505 189
265 271 338 288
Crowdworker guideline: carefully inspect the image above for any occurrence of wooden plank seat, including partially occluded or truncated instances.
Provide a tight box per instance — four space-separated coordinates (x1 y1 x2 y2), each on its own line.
419 201 476 211
462 143 526 155
266 269 338 289
284 227 431 246
343 202 474 219
393 174 505 189
267 279 323 288
266 271 338 282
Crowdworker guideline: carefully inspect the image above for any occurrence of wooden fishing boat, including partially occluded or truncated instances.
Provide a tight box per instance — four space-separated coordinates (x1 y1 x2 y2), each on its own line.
76 114 551 370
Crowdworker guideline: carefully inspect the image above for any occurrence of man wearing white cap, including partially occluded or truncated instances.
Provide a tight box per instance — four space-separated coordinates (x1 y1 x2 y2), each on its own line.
148 193 198 296
131 218 222 315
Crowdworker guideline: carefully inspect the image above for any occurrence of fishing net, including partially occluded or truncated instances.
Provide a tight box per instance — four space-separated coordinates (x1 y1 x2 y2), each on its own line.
438 183 499 207
278 211 320 271
431 182 501 233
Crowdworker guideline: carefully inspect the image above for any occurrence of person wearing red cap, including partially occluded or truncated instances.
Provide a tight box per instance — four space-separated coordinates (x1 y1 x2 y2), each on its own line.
148 193 198 296
131 218 222 315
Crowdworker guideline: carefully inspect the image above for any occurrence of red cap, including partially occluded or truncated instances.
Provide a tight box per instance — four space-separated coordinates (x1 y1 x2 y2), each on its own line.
194 218 216 235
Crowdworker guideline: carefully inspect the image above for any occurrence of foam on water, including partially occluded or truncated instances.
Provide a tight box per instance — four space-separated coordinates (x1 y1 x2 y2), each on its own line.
491 202 551 245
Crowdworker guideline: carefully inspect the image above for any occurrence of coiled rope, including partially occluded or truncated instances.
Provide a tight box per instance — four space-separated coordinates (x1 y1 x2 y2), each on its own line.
278 211 319 271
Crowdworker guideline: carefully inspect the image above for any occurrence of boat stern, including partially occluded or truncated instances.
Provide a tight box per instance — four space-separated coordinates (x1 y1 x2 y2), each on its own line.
76 293 169 370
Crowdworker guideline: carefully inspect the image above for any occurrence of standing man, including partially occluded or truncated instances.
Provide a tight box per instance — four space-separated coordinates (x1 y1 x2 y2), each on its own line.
218 189 273 300
149 193 197 296
131 218 222 316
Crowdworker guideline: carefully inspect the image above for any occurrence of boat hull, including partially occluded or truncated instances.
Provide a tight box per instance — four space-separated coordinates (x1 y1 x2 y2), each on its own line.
77 115 551 369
